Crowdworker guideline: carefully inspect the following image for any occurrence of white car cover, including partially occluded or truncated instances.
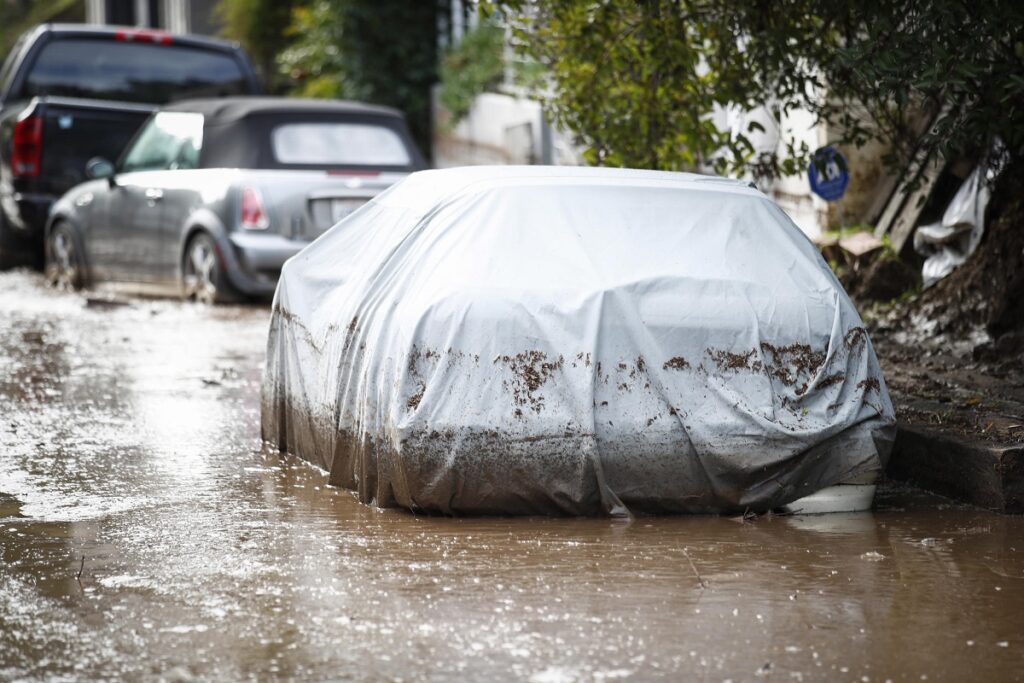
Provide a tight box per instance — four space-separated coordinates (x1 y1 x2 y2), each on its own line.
261 166 895 516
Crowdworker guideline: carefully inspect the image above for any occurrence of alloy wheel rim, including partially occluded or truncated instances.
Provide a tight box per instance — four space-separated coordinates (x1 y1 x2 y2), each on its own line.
50 232 77 290
185 240 217 304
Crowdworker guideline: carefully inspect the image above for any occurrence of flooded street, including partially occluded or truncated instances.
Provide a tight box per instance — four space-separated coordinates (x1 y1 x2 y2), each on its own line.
1 271 1023 682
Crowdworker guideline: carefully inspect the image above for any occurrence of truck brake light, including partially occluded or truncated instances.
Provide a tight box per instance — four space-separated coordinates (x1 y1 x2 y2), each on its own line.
12 115 42 178
115 29 173 45
240 187 270 230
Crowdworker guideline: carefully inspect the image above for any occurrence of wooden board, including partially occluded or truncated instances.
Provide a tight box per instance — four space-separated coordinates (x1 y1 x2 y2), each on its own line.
873 151 946 253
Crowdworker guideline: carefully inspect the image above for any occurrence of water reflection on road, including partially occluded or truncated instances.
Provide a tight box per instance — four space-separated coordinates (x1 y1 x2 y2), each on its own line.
1 271 1022 682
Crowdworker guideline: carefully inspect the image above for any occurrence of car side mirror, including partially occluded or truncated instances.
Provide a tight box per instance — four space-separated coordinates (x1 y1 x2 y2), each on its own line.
85 157 116 183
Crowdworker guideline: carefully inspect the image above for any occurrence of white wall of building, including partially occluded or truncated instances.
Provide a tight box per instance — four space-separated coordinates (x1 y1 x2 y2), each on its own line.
771 107 830 239
84 0 214 35
434 91 582 168
437 88 832 238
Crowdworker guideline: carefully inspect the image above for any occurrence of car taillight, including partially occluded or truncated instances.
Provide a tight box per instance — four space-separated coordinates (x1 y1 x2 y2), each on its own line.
12 115 43 178
240 187 270 230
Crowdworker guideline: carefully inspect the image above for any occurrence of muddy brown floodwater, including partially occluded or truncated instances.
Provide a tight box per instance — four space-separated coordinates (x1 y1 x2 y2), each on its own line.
2 271 1024 682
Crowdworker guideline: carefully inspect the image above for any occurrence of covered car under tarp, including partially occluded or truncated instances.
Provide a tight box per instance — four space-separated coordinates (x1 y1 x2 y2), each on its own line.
261 166 895 516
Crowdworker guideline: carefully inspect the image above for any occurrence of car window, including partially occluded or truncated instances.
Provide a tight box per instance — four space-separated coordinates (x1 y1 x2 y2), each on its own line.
121 112 204 172
271 122 413 166
21 38 249 104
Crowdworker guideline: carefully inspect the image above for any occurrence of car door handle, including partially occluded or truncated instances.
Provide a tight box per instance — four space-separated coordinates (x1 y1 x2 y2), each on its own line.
144 188 164 202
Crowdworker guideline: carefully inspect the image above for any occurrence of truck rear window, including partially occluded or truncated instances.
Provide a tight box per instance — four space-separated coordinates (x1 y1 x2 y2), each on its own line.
22 38 249 104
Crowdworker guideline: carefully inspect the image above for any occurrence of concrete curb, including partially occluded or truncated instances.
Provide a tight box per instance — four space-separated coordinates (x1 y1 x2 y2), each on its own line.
887 425 1024 513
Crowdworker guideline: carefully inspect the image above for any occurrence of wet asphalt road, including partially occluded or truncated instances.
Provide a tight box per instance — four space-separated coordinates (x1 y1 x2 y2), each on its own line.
2 270 1024 682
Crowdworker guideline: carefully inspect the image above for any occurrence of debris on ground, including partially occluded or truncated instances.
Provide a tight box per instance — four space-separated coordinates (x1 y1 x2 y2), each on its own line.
85 296 133 309
818 159 1024 510
818 227 920 303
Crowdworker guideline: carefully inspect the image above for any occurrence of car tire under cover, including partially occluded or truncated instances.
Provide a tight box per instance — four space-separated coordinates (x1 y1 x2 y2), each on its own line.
182 232 240 305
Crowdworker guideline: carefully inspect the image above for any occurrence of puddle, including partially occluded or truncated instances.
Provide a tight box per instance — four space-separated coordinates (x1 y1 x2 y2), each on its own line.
1 271 1023 681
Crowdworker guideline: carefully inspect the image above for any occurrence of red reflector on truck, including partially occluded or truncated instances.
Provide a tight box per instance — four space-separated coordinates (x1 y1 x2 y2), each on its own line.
12 115 43 178
115 29 173 45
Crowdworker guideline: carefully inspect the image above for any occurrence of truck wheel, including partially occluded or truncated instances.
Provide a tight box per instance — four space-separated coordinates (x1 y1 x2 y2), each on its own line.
182 232 240 305
44 223 85 290
0 213 29 271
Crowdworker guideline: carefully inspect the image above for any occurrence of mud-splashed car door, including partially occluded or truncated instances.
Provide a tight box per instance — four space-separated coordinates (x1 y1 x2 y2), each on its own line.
110 111 205 283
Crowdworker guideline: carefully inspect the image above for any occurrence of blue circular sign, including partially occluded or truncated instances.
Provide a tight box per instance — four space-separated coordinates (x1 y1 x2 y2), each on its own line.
807 146 850 201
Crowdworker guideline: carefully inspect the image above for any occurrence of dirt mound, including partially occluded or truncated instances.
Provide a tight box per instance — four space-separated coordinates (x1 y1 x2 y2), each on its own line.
852 257 920 303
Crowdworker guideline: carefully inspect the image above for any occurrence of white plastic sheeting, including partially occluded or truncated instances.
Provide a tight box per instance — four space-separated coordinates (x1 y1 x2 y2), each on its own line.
914 167 990 288
261 166 895 516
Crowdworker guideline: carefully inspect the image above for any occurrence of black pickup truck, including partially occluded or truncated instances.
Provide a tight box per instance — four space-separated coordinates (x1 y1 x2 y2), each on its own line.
0 24 261 267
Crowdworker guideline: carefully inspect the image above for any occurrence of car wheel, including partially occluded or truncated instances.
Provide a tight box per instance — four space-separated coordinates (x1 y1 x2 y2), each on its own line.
44 223 85 290
182 232 239 305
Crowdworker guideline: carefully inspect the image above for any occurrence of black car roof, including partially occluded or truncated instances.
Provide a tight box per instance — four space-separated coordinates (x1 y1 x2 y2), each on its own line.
161 96 425 171
162 97 404 124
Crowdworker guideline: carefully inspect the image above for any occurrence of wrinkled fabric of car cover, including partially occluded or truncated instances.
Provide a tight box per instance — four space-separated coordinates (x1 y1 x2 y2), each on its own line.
261 167 895 516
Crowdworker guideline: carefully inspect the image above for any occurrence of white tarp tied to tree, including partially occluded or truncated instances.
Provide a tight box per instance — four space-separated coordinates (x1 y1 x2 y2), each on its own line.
261 167 895 516
913 167 991 288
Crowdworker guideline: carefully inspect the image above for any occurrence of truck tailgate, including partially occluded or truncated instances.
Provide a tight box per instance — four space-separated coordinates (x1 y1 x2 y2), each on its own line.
36 97 155 197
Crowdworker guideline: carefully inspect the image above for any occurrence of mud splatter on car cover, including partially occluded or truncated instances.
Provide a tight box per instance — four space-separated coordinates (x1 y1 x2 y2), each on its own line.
261 166 895 515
